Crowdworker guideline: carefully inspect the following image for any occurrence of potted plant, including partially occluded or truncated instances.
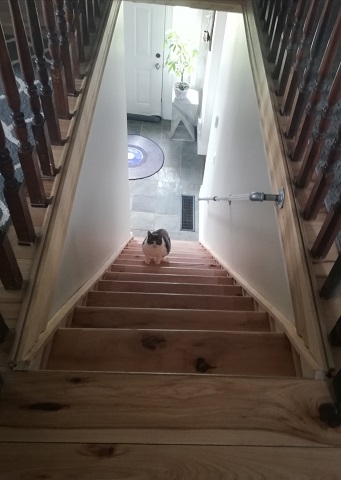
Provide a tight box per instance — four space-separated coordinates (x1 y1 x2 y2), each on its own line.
163 30 198 99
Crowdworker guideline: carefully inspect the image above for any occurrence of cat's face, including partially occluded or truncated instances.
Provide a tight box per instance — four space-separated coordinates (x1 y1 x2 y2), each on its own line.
147 231 162 245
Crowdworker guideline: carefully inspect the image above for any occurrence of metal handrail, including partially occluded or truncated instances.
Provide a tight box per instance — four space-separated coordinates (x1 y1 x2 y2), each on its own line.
199 187 285 208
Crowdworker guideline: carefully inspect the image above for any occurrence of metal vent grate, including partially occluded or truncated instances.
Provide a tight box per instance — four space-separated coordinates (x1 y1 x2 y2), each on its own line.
181 195 195 231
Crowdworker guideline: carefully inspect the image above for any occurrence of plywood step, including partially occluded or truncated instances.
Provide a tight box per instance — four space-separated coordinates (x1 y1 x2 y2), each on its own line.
110 265 227 276
86 291 253 310
114 259 220 269
103 271 234 284
96 280 243 296
1 371 338 446
46 328 295 376
72 306 270 331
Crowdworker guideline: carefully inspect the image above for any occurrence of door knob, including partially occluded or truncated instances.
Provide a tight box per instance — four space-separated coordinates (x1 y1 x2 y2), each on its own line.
155 63 160 70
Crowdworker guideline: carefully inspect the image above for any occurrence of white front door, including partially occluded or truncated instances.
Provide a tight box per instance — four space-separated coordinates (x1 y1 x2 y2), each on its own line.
123 2 166 116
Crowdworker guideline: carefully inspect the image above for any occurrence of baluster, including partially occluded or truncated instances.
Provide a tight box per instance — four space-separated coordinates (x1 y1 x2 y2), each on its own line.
311 197 341 259
303 121 341 220
320 255 341 299
259 0 270 20
73 0 85 63
87 0 96 33
0 230 23 289
0 122 35 245
41 0 70 119
79 0 89 46
0 312 9 344
64 0 81 80
296 61 341 188
268 1 287 62
291 9 341 162
272 1 297 80
94 0 101 18
276 0 305 96
0 23 47 207
25 0 62 146
54 0 76 96
9 0 57 178
281 0 319 116
265 0 280 46
286 0 334 139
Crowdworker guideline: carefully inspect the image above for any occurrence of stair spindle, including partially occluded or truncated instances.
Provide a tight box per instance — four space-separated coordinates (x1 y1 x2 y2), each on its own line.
0 122 35 245
296 61 341 188
276 0 305 96
303 120 341 220
291 9 341 162
54 0 76 96
281 0 319 116
272 1 297 80
311 197 341 259
0 230 23 290
73 0 85 63
25 0 62 146
41 0 70 119
263 0 276 36
286 0 334 139
0 22 47 207
79 0 89 46
64 0 81 80
265 0 280 47
267 1 287 63
94 0 101 18
259 0 270 21
87 0 96 33
320 255 341 299
8 0 57 178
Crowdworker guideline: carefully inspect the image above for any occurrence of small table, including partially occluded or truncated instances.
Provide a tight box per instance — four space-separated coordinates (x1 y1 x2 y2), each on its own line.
170 88 199 141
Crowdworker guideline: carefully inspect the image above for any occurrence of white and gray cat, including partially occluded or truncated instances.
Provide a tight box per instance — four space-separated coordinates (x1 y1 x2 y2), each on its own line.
142 229 171 264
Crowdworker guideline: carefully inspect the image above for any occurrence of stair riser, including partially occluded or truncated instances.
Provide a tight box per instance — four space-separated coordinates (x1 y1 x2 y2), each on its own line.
115 260 220 269
86 292 254 310
103 272 233 285
110 266 227 277
118 255 217 265
47 329 295 376
120 252 214 260
72 307 270 331
96 281 242 296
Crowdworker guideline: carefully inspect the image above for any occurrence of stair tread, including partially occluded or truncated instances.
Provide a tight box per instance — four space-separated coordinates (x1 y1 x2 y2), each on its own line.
114 259 221 269
72 306 270 331
47 328 295 376
86 291 254 310
103 271 233 284
1 371 338 446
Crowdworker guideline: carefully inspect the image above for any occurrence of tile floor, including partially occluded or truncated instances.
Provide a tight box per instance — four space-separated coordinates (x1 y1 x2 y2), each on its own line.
128 119 205 241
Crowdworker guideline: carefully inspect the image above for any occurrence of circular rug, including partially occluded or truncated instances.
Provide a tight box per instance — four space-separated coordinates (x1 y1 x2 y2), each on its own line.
128 135 164 180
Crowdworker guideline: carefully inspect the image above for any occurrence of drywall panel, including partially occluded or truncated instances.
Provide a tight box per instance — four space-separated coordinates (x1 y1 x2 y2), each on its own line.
199 13 294 322
50 8 131 315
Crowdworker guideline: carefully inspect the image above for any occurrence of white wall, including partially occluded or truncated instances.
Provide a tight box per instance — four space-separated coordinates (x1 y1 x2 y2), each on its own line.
199 13 294 321
50 8 131 315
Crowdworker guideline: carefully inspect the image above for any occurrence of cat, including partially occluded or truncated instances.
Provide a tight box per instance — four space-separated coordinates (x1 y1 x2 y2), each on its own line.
142 229 171 265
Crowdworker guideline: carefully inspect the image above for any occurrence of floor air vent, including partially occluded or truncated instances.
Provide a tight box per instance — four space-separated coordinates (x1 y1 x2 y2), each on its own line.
181 195 195 231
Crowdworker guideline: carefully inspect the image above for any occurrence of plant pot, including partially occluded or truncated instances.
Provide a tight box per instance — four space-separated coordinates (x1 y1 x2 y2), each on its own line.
173 81 190 100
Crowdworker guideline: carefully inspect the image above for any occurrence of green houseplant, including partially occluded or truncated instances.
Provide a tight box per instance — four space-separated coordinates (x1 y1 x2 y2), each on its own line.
163 30 198 99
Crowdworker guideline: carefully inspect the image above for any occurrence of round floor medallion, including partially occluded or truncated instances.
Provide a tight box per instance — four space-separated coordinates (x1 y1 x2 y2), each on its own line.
128 135 164 180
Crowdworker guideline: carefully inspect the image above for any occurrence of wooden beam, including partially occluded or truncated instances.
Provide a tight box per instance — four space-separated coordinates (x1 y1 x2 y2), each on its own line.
126 0 243 13
1 371 340 446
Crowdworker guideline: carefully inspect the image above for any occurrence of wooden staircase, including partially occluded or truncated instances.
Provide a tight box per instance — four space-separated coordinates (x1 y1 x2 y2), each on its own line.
1 239 341 477
45 238 296 377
